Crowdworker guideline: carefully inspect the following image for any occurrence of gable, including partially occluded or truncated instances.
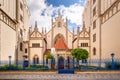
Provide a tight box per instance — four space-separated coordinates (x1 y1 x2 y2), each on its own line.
79 31 89 38
30 31 42 38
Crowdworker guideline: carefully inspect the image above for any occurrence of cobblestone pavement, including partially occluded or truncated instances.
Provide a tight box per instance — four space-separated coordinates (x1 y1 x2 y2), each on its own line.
0 73 120 80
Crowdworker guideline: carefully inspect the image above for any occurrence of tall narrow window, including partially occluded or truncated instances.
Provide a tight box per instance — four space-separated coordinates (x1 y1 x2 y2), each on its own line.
93 34 96 42
93 0 96 4
20 3 23 10
20 15 23 22
20 42 23 51
25 48 27 53
93 20 96 29
93 7 96 17
93 48 96 55
20 29 23 37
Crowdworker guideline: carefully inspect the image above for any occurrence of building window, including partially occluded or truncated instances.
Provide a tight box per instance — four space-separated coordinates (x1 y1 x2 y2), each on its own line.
32 43 40 47
93 20 96 29
20 3 23 10
81 43 88 47
58 22 61 27
93 34 96 42
93 48 96 55
93 0 96 4
20 15 23 22
25 48 27 53
93 7 96 17
20 43 23 51
20 29 23 37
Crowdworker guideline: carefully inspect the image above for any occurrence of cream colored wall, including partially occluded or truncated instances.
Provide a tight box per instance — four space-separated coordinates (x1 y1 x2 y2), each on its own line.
30 48 43 63
46 31 52 49
29 39 44 62
53 26 67 42
0 0 16 19
82 0 91 30
101 12 120 59
68 31 73 49
1 22 16 62
101 0 117 14
73 40 77 49
23 3 30 41
78 39 90 52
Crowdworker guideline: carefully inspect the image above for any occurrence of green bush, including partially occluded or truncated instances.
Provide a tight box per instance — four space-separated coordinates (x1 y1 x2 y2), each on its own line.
0 64 22 70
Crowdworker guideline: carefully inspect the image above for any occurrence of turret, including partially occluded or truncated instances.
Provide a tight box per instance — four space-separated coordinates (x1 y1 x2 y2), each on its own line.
34 21 38 31
77 27 80 34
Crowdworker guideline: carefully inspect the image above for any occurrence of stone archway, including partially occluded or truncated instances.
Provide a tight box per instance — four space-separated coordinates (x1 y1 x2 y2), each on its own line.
33 55 39 65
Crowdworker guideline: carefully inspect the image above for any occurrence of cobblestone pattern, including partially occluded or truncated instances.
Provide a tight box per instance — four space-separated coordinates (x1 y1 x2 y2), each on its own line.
0 74 120 80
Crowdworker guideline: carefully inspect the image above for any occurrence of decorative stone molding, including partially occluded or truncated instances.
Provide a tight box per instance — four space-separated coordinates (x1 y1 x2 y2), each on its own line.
0 9 16 30
101 0 120 24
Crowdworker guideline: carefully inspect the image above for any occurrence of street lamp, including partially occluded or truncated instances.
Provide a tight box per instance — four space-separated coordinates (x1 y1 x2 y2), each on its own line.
111 53 115 70
8 55 12 70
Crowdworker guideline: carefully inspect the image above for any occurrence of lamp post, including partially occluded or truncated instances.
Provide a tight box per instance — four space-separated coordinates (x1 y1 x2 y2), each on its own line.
111 53 115 70
8 55 12 70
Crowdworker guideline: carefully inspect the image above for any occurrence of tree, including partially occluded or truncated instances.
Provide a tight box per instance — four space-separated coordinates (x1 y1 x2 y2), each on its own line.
46 53 54 59
71 48 89 60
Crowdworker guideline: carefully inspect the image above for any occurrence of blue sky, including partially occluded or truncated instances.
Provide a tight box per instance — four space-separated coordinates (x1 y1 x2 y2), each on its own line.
46 0 85 7
26 0 86 33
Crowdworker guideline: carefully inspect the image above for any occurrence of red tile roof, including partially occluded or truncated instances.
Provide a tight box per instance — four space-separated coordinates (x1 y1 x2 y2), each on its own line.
54 38 69 50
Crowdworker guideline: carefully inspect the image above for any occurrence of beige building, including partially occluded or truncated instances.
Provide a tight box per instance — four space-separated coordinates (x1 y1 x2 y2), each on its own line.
15 0 30 64
27 13 90 68
0 0 30 65
0 0 17 64
82 0 120 60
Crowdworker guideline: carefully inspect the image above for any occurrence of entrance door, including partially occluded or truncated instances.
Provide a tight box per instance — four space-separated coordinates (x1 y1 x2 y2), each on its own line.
33 55 39 65
58 57 64 69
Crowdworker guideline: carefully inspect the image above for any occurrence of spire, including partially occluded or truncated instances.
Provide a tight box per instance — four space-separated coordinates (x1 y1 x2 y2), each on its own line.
73 27 74 34
51 17 54 28
77 27 80 34
42 27 44 34
34 21 38 31
82 21 86 31
66 17 68 28
45 27 46 34
58 11 62 18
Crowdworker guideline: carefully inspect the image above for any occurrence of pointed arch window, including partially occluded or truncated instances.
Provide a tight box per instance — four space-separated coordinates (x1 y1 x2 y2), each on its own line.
20 42 23 51
93 47 96 55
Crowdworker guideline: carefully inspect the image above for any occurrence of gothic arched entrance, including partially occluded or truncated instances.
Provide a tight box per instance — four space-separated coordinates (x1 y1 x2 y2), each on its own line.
54 34 65 45
58 56 64 69
33 55 39 65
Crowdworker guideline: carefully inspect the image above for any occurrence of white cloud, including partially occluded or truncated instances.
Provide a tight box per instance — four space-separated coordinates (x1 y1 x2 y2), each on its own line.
26 0 84 32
